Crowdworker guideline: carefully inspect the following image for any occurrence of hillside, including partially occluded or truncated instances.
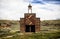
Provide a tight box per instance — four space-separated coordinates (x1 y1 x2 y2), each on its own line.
0 20 20 31
0 20 60 39
0 20 60 32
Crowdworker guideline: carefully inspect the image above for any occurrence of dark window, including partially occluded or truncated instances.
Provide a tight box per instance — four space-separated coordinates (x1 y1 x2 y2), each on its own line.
31 26 35 32
25 25 35 32
0 23 1 26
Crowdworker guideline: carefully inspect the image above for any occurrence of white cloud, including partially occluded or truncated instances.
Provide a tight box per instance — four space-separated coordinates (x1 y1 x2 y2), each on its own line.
0 0 28 20
0 0 60 20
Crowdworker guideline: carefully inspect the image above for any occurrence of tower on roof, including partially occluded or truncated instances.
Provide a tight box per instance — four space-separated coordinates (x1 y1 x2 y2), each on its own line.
28 4 32 13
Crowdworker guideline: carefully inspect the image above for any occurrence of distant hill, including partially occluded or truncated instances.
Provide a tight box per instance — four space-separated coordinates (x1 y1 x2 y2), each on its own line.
0 20 60 31
0 20 20 31
41 20 60 26
0 20 60 26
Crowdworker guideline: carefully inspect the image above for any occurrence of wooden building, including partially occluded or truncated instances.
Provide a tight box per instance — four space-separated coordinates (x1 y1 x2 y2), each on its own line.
20 4 40 33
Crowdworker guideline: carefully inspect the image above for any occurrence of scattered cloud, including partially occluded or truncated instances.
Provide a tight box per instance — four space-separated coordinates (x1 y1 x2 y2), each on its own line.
28 0 60 4
43 0 60 4
0 0 60 20
30 0 45 4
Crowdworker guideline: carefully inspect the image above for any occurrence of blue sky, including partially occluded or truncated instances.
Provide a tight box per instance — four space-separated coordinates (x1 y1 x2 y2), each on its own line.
28 0 60 4
0 0 60 20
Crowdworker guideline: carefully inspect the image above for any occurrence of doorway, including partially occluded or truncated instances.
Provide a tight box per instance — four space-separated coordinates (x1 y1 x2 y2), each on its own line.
25 25 35 32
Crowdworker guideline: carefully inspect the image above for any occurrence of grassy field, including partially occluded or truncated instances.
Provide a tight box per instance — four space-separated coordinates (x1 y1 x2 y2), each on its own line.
0 31 60 39
0 20 60 39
